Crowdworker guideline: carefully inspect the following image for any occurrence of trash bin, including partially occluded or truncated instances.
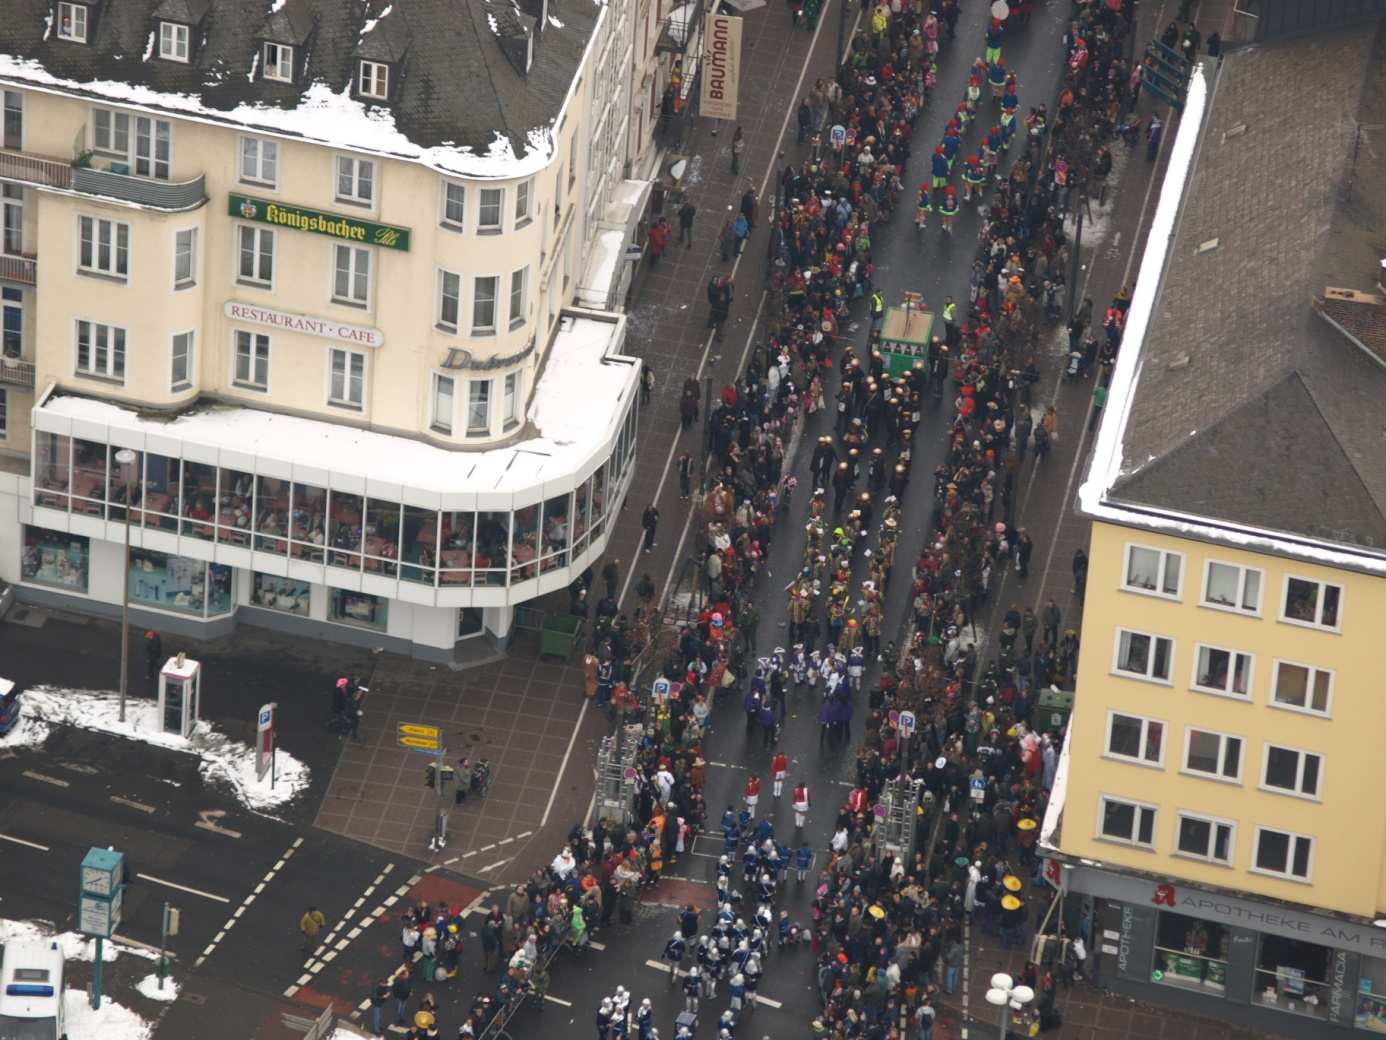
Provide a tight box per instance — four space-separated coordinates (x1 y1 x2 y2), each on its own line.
1036 686 1074 733
539 614 584 661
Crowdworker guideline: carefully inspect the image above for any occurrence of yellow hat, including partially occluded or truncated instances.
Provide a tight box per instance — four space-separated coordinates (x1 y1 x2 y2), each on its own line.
868 905 886 920
414 1010 436 1028
1001 894 1022 911
1003 875 1022 892
1017 817 1038 831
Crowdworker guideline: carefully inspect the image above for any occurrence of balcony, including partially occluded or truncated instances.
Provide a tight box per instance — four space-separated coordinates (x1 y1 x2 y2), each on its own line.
0 148 206 212
0 253 36 286
0 357 36 390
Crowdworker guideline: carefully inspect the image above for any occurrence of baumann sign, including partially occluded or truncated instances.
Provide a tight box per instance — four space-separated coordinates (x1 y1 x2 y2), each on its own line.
228 194 411 251
700 13 742 121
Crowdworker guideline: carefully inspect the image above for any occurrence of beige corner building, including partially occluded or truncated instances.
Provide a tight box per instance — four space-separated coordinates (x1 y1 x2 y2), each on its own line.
0 0 654 658
1041 17 1386 1038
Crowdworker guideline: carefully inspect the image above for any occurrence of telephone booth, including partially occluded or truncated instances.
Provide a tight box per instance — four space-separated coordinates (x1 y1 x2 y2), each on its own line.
158 655 201 738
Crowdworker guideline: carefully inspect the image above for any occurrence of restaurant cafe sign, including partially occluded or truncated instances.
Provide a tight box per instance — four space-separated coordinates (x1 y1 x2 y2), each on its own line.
228 194 411 251
224 301 385 348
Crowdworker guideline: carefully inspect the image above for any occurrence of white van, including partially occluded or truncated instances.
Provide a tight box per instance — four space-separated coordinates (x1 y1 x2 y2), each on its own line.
0 940 66 1040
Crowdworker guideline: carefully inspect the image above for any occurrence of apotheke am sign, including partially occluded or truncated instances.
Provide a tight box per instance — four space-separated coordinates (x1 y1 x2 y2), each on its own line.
228 193 411 251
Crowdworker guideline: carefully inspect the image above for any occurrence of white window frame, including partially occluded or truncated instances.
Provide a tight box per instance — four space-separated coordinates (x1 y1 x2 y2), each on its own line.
132 115 171 180
92 108 130 158
1112 628 1174 685
331 243 372 308
170 330 194 390
74 319 126 382
478 187 504 232
509 267 528 329
471 274 498 334
436 269 462 332
1260 743 1322 801
236 224 275 288
327 347 367 410
57 1 88 42
238 136 278 188
1200 559 1263 615
1189 643 1254 700
1269 658 1333 718
431 373 455 436
1096 795 1157 850
334 155 375 207
503 370 522 431
263 42 294 82
358 60 390 100
1121 543 1183 599
233 329 270 391
158 21 190 62
515 178 533 226
441 181 466 230
466 379 492 437
1279 574 1343 632
1180 727 1243 783
173 226 197 289
1173 812 1235 866
77 215 130 281
0 387 7 438
1103 711 1165 769
1251 826 1313 883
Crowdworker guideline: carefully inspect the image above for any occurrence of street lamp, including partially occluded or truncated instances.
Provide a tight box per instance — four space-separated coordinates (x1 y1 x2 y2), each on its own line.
985 972 1034 1040
114 447 136 724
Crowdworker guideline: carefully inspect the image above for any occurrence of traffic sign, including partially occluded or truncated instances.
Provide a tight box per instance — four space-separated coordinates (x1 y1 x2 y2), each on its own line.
398 723 440 750
652 678 671 706
400 735 442 751
899 710 916 737
970 776 987 803
829 124 847 148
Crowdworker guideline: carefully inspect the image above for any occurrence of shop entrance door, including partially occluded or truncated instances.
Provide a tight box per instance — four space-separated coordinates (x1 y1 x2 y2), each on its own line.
457 607 484 641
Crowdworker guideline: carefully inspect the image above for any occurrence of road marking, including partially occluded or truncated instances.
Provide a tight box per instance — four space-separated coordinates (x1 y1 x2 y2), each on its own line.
136 873 230 904
195 838 301 967
479 843 495 852
477 857 512 873
497 837 513 846
57 761 100 775
195 809 243 838
0 832 49 852
110 795 156 814
543 994 573 1007
23 770 70 788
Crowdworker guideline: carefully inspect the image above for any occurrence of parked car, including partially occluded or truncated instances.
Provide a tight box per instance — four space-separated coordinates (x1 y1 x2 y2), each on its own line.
0 678 21 737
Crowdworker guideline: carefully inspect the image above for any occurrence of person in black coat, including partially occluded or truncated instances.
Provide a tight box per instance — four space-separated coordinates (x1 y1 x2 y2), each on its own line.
144 630 163 679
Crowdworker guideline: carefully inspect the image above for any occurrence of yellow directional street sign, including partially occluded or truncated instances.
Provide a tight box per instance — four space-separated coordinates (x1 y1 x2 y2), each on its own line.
400 735 441 750
397 723 440 751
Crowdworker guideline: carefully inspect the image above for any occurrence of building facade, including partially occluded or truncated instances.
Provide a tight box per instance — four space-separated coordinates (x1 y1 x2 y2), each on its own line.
1042 21 1386 1038
0 0 645 659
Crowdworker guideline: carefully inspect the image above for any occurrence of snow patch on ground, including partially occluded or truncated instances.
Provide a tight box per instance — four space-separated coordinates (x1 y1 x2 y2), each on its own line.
135 974 180 1001
0 919 157 963
21 686 310 813
64 991 153 1040
0 709 51 749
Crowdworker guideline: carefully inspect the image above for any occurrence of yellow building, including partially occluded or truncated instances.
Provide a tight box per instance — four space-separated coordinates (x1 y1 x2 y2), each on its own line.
0 0 649 658
1041 22 1386 1038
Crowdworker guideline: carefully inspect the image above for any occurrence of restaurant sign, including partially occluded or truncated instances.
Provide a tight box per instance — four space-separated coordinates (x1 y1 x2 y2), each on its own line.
224 301 385 348
228 193 411 251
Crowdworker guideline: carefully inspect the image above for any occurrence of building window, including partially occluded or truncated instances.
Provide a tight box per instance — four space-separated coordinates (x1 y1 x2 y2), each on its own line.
358 60 390 100
78 216 129 280
1122 544 1181 598
1261 744 1321 799
128 548 231 617
2 91 21 151
509 267 528 328
92 108 130 157
233 329 270 390
335 155 374 206
1104 711 1164 767
431 374 455 435
158 21 190 61
1113 628 1172 683
330 587 388 630
263 42 294 82
1281 576 1341 631
22 526 90 592
170 331 194 390
174 227 197 289
329 348 366 409
237 225 274 286
441 182 465 229
75 320 125 381
1254 935 1332 1017
1270 659 1332 717
252 572 310 615
239 136 278 187
515 178 532 225
472 275 497 332
1174 814 1234 865
466 379 491 436
435 269 461 331
503 370 521 430
478 188 503 231
2 286 20 358
1182 728 1242 782
332 244 371 307
0 387 6 437
1202 560 1261 614
2 183 22 255
1098 796 1156 849
1190 644 1252 699
1252 827 1313 881
568 132 578 189
133 116 171 180
57 2 88 42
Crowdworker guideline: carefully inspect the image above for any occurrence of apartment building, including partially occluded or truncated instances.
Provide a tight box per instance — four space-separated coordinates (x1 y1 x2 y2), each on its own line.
0 0 645 659
1040 21 1386 1037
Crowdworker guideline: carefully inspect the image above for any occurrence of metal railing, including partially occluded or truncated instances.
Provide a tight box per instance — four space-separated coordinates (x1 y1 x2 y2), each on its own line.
0 358 36 390
72 167 207 211
0 253 36 286
0 149 72 190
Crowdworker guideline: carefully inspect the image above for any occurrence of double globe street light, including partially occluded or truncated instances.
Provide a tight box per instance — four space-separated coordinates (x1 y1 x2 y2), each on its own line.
985 972 1034 1039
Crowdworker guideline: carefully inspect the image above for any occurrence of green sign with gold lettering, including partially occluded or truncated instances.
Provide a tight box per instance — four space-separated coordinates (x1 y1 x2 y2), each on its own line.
228 193 410 251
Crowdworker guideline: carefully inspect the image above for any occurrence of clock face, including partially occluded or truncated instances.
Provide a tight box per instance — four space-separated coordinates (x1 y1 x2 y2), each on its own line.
82 866 112 895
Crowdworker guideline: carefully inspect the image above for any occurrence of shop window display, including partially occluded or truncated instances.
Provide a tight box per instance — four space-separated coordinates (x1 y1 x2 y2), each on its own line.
216 466 255 546
330 587 387 630
34 432 72 510
208 563 233 615
252 572 311 615
1153 912 1228 993
1254 933 1332 1018
22 526 89 592
129 547 207 616
1356 956 1386 1032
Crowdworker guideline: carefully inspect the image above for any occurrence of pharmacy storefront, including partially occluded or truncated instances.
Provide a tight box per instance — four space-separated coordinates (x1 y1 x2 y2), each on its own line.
1065 865 1386 1036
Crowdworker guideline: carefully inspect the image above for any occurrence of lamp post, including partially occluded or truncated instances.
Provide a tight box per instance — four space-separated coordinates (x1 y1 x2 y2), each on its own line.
114 447 136 724
985 972 1034 1040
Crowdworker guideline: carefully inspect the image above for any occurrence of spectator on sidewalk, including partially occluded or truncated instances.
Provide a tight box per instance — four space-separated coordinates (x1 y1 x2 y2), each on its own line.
144 629 162 679
641 504 660 553
1041 599 1062 647
731 125 745 172
677 198 697 248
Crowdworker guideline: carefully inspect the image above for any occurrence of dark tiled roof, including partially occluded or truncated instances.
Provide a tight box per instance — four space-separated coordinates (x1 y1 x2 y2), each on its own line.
1318 289 1386 371
2 0 596 162
1110 21 1386 552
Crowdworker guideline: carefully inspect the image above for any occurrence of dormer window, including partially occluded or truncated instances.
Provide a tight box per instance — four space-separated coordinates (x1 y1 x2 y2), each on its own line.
159 22 190 62
263 42 294 82
358 60 390 101
57 1 89 42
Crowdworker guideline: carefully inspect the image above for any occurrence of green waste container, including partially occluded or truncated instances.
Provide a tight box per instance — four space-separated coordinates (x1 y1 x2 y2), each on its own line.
539 614 584 661
1036 686 1074 733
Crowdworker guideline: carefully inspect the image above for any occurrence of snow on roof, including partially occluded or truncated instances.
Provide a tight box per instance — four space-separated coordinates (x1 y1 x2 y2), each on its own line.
0 55 554 179
577 228 628 309
1039 723 1070 851
40 313 636 499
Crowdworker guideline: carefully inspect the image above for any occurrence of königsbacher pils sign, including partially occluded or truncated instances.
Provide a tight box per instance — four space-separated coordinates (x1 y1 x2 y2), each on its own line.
228 193 411 251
